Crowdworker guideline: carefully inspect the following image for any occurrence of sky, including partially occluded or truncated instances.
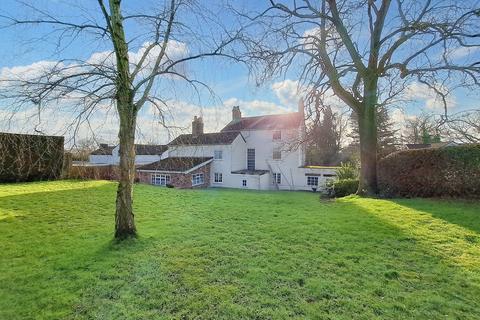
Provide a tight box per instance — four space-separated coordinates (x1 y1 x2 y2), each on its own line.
0 0 478 146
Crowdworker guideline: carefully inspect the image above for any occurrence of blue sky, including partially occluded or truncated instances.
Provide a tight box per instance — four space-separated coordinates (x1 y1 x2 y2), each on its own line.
0 0 478 145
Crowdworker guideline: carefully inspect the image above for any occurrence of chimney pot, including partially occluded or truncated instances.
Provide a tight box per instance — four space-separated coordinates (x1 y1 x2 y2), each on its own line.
192 116 204 136
232 106 242 121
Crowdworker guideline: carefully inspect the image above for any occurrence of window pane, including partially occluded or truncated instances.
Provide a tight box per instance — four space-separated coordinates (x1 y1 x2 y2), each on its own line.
214 150 223 159
272 173 281 184
307 176 319 186
273 130 281 140
247 149 255 170
273 148 281 160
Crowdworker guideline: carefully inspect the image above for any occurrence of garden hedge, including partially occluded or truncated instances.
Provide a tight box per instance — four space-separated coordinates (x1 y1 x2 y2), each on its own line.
333 179 359 197
0 132 64 182
378 144 480 198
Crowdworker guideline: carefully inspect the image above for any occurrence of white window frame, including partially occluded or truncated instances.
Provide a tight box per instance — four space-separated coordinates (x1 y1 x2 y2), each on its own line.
242 179 247 187
272 130 282 141
306 176 319 186
272 173 281 185
272 147 282 160
151 173 170 186
214 172 223 183
214 150 223 160
192 173 204 186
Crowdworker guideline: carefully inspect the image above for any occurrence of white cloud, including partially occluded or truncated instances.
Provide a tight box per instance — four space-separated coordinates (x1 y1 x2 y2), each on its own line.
1 40 189 85
404 82 456 111
271 79 303 107
449 46 480 60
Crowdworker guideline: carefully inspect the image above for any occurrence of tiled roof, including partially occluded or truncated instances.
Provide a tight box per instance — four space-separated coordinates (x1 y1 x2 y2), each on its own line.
137 157 213 172
134 144 168 155
90 144 167 155
168 132 241 146
221 112 303 132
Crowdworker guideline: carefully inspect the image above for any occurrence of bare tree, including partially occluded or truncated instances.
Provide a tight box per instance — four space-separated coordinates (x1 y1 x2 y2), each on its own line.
0 0 242 238
402 112 442 144
239 0 480 195
444 110 480 143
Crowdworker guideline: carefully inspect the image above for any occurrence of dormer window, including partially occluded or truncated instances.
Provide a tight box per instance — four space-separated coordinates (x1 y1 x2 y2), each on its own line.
273 130 281 140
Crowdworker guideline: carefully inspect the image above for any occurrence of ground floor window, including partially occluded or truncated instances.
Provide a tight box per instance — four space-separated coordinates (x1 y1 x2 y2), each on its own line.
192 173 204 186
151 174 170 186
272 173 281 185
242 179 247 187
214 172 223 183
307 176 319 186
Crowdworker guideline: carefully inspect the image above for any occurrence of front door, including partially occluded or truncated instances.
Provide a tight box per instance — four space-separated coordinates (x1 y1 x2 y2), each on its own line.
247 148 255 170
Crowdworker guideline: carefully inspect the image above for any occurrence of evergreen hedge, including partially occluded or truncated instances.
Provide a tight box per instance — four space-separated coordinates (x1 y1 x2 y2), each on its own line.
333 179 359 197
0 132 64 182
378 145 480 198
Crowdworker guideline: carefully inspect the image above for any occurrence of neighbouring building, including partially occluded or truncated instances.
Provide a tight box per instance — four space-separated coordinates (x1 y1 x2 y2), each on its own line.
404 141 458 150
137 104 337 191
89 144 168 165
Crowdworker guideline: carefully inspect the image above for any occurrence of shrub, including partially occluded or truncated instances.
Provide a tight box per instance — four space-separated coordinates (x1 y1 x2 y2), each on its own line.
166 183 175 188
0 132 64 182
335 162 359 180
333 179 359 197
378 144 480 198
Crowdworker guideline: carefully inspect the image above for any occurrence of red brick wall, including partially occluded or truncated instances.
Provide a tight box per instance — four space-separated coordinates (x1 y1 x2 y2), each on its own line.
137 163 210 189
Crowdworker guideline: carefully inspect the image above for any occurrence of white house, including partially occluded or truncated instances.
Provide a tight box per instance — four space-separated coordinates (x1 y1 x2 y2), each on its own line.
89 144 168 165
137 104 337 191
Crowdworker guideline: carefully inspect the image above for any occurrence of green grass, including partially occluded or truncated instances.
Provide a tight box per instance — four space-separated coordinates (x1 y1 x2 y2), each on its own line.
1 180 480 319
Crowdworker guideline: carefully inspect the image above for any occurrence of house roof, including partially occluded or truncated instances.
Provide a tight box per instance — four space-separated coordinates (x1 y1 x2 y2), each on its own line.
134 144 168 155
405 141 457 150
221 112 303 132
90 145 115 155
168 132 241 146
405 143 432 150
137 157 213 172
90 144 168 155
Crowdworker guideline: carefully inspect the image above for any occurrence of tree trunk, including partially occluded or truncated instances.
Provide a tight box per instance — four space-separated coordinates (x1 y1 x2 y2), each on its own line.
109 0 137 238
115 109 137 239
357 81 379 196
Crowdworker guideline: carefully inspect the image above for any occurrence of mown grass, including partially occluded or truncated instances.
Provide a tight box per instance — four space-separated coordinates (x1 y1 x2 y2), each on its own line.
0 180 479 319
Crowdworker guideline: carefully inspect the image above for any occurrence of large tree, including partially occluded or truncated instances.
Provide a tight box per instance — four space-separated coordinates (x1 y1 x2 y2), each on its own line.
304 92 348 165
348 105 398 157
0 0 241 238
241 0 480 195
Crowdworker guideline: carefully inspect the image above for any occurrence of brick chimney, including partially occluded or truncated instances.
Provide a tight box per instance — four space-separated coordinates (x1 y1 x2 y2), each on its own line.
232 106 242 121
192 116 204 136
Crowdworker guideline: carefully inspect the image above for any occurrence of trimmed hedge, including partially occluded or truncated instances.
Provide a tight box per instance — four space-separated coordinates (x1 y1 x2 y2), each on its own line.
378 145 480 198
333 179 359 197
68 165 119 180
0 132 64 182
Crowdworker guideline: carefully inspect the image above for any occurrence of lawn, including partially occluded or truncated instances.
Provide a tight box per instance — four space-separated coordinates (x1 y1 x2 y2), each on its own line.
1 181 479 319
